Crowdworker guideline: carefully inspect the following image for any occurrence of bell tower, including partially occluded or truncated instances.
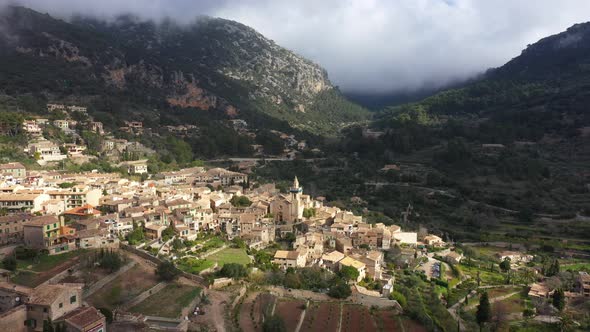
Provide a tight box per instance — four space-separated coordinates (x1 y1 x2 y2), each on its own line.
290 176 302 199
290 176 303 221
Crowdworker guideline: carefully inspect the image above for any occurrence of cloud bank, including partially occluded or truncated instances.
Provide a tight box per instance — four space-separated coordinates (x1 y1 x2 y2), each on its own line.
3 0 590 93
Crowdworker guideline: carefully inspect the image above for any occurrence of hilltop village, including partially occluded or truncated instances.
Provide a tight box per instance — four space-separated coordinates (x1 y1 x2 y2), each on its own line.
15 103 313 168
0 156 425 330
1 105 589 332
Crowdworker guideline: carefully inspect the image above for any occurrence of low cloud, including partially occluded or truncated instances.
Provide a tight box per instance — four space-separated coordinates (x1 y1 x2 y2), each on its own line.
3 0 590 93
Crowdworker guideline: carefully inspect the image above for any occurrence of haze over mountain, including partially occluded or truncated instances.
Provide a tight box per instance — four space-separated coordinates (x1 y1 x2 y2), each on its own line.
3 0 590 94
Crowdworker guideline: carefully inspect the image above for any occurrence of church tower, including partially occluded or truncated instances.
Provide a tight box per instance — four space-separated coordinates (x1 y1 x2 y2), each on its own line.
290 176 303 221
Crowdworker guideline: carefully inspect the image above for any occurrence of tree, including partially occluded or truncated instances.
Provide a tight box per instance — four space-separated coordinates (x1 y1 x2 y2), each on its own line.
161 225 175 242
389 290 407 308
283 232 296 244
328 280 352 299
303 208 316 219
98 249 123 272
166 136 193 164
263 315 286 332
552 288 565 312
218 263 248 279
339 265 360 282
230 195 252 207
172 238 185 251
499 258 511 272
517 208 534 223
476 292 491 331
545 259 560 277
2 255 17 271
156 261 180 281
126 224 145 245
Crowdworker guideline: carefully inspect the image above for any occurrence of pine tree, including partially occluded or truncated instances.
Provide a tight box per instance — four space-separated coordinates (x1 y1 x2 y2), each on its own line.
476 292 491 331
552 288 565 311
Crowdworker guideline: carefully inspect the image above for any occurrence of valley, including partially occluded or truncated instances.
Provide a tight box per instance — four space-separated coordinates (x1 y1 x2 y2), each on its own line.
0 3 589 332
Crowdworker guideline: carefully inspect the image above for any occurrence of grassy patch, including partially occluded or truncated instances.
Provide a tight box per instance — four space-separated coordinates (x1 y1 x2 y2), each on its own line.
17 250 88 272
11 250 91 287
10 271 40 288
459 263 505 286
561 262 590 272
469 246 504 260
176 257 215 274
129 284 200 318
205 248 250 267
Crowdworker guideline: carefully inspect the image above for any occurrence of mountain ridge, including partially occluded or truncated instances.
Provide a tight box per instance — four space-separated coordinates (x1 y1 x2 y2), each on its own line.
0 5 368 135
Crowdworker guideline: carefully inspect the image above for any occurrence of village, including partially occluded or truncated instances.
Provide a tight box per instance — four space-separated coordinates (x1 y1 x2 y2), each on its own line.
17 103 314 169
0 105 589 332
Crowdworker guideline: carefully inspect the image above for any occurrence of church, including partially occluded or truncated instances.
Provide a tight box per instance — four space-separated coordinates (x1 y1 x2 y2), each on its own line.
270 176 312 224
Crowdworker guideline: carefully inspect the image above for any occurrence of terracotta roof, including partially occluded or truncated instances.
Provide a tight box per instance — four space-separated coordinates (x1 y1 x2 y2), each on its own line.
64 204 101 216
0 162 25 170
0 213 33 223
0 193 44 201
274 250 301 260
25 215 59 227
29 284 75 306
60 306 104 329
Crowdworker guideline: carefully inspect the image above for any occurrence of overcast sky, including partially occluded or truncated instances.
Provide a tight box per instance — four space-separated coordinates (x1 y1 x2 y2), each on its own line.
3 0 590 93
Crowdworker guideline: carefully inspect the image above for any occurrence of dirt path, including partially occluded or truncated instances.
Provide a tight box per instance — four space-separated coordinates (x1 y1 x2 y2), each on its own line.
189 286 230 332
294 300 309 332
463 291 521 311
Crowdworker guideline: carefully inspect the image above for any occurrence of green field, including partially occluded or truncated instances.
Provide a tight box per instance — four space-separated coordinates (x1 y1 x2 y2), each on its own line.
17 250 88 272
129 284 200 318
459 264 505 286
560 262 590 273
176 257 215 274
205 248 250 267
10 250 91 287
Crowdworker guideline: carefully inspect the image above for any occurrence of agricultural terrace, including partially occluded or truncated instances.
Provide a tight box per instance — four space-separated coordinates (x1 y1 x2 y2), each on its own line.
274 298 306 332
9 249 90 287
129 283 201 318
87 263 159 310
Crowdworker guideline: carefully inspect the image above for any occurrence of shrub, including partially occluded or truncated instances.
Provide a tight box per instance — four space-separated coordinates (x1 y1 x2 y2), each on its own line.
263 315 286 332
98 308 113 323
2 256 17 271
218 263 248 279
156 261 180 281
328 281 352 299
97 249 124 272
389 290 407 308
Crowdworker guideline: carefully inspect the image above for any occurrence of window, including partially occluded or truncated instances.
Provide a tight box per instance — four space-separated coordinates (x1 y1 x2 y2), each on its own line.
59 303 63 308
43 308 47 313
70 295 76 304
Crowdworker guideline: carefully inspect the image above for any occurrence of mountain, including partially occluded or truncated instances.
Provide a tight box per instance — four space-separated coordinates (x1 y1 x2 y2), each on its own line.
0 6 368 135
376 21 590 129
335 21 590 231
